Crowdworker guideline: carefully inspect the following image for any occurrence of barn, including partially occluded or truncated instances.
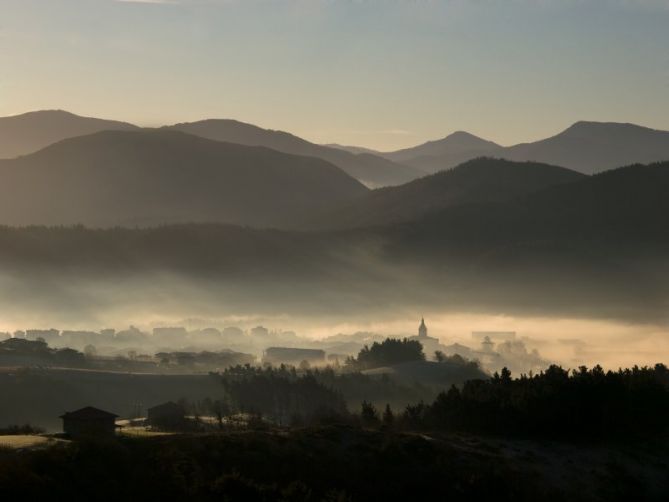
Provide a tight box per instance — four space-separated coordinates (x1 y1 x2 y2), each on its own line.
147 401 186 428
60 406 118 439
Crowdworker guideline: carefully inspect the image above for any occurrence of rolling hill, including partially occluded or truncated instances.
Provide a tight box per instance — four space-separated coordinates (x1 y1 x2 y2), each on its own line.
0 129 368 228
166 119 423 187
392 160 669 262
0 110 139 159
307 158 585 229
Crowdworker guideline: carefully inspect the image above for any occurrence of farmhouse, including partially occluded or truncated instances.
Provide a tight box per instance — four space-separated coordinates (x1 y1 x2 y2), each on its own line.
147 401 186 427
60 406 118 439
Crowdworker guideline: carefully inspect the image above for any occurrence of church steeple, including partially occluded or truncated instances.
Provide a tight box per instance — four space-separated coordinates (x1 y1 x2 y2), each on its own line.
418 317 428 338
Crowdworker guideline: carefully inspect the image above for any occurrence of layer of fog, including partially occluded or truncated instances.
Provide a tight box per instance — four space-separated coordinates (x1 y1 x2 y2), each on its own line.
1 268 667 371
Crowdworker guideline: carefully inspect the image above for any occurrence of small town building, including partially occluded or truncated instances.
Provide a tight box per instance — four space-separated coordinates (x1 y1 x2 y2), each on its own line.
60 406 118 439
408 318 441 358
147 401 186 427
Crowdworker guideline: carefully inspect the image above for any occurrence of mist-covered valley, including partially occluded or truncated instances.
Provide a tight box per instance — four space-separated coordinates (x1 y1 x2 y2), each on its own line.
1 111 669 501
5 1 669 497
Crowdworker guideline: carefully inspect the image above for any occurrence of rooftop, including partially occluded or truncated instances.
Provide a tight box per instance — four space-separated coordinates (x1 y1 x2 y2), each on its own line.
60 406 118 420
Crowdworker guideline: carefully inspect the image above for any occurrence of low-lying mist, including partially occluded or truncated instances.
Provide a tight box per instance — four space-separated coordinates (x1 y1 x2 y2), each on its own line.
1 268 667 371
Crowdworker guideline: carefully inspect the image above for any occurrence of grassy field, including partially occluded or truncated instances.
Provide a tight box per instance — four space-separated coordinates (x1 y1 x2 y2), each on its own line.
0 435 66 449
118 426 175 437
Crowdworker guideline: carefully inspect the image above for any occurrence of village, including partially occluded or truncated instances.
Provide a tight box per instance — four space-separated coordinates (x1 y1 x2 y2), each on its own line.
0 318 550 448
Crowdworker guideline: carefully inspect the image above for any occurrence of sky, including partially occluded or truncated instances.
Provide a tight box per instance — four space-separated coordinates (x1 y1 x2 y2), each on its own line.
1 0 668 150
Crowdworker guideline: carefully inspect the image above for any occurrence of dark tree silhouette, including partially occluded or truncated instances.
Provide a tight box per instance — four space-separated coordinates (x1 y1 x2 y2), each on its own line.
360 400 379 427
349 338 425 370
400 364 669 439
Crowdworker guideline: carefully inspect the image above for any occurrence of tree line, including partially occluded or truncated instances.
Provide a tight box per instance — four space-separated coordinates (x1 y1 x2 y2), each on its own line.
364 364 669 440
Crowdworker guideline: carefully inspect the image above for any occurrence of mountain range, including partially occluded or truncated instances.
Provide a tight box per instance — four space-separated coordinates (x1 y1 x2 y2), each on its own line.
0 110 420 188
1 109 669 236
4 110 669 187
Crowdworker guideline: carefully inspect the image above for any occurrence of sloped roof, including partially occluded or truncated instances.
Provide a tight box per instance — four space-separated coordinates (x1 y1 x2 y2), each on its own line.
148 401 185 414
60 406 118 420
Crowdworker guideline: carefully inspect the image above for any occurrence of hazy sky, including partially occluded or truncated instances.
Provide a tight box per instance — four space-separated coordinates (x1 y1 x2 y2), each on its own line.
1 0 668 150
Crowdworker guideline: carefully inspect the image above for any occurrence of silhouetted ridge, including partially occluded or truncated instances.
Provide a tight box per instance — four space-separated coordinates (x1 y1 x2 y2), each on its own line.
0 129 368 228
166 119 423 187
398 161 669 255
383 131 503 173
384 120 669 176
308 157 584 229
0 110 139 159
501 121 669 174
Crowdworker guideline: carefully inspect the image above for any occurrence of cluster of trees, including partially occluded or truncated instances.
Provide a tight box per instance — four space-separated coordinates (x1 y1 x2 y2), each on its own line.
0 338 84 367
217 364 440 425
306 366 435 410
345 338 424 370
156 350 255 370
369 364 669 439
219 365 347 425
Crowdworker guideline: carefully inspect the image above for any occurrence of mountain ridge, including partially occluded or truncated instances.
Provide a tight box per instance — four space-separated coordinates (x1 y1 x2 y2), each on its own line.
0 110 139 159
0 128 368 228
306 157 585 230
165 118 424 187
385 121 669 175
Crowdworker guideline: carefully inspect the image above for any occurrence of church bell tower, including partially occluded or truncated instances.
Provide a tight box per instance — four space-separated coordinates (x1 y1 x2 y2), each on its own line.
418 317 428 338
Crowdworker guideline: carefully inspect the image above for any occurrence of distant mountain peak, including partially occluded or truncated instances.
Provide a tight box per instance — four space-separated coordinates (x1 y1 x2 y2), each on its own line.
0 109 139 159
10 109 124 122
445 130 487 140
561 120 659 136
382 130 502 172
420 130 498 148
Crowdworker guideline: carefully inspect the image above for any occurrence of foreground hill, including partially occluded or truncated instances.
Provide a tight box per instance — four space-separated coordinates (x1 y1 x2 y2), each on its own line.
1 427 667 500
0 129 368 228
166 119 423 187
308 158 584 229
0 110 138 159
383 131 503 173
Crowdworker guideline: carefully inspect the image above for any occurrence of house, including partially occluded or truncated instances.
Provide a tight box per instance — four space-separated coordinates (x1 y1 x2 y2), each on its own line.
60 406 118 439
147 401 186 427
